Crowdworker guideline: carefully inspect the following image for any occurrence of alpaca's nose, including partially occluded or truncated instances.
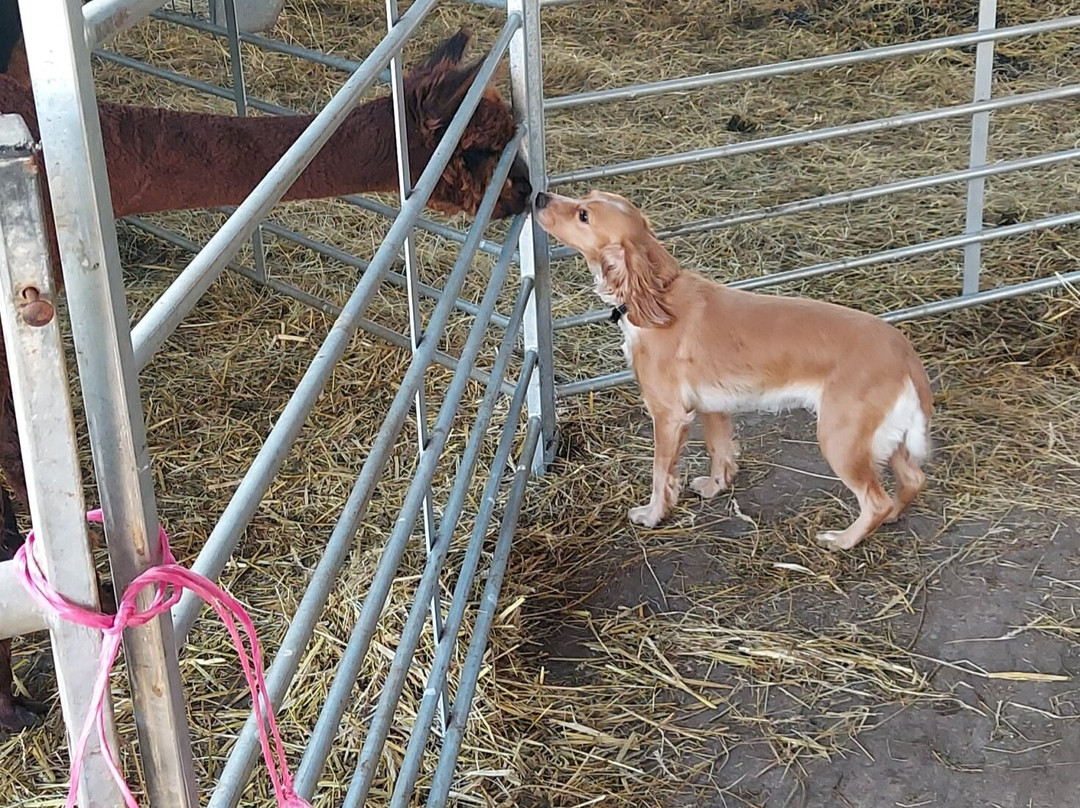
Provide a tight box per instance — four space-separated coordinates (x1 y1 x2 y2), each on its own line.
534 192 550 209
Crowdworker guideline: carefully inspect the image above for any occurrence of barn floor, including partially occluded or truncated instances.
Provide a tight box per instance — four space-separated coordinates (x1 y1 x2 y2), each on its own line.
523 407 1080 807
3 1 1080 807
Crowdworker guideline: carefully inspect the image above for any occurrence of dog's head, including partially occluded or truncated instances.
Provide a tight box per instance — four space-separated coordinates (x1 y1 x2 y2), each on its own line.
534 189 679 327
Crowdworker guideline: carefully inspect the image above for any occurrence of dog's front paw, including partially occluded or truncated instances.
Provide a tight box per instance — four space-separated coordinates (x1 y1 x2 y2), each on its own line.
628 504 666 528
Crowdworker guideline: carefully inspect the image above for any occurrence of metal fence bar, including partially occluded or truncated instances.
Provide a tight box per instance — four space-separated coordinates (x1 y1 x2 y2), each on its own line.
151 8 381 77
544 15 1080 111
130 0 441 369
425 415 543 808
83 0 171 46
0 562 48 639
122 216 515 394
657 147 1080 242
549 83 1080 185
964 0 998 294
729 209 1080 291
292 210 528 803
553 145 1080 328
884 268 1080 322
557 370 634 398
384 0 449 737
509 0 557 473
334 286 534 808
204 162 527 808
221 0 269 284
0 113 124 808
20 2 198 804
172 28 523 643
226 213 511 328
172 61 523 644
92 48 292 113
389 341 536 808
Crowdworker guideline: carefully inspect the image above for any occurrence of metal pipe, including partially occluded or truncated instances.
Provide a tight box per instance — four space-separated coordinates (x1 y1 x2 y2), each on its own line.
21 3 198 803
388 341 536 808
221 0 269 284
383 0 449 736
964 0 998 294
550 144 1080 286
203 148 526 808
0 560 48 640
509 0 558 474
172 31 523 642
0 114 123 806
884 268 1080 322
151 9 384 78
234 215 512 329
424 416 543 808
730 208 1080 291
83 0 170 46
92 50 293 115
549 83 1080 185
557 370 634 398
122 216 514 394
655 146 1080 242
544 15 1080 110
315 284 535 808
130 0 442 369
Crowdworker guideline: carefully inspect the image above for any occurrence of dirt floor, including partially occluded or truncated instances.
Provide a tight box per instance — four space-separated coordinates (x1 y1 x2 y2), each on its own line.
522 405 1080 808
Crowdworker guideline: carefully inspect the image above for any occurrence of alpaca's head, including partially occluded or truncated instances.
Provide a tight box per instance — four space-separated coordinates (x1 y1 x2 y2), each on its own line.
404 29 532 219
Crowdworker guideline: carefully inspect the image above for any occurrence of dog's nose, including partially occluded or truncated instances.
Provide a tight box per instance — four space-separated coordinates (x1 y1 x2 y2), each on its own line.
534 191 549 209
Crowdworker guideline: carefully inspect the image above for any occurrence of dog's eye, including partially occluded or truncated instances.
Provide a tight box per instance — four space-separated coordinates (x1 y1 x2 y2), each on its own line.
578 208 589 224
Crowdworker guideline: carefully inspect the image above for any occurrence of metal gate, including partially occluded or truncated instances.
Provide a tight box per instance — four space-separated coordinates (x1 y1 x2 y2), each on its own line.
1 0 1078 805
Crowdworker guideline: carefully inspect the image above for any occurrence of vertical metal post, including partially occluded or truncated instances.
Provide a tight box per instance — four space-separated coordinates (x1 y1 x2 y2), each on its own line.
963 0 997 295
19 2 198 805
508 0 557 473
222 0 268 283
384 0 449 734
0 114 124 808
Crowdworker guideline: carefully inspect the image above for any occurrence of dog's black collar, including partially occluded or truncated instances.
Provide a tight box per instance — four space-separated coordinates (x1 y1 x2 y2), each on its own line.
610 304 628 324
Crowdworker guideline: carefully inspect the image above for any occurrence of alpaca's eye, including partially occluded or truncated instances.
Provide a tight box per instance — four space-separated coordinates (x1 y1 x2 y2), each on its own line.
578 208 589 224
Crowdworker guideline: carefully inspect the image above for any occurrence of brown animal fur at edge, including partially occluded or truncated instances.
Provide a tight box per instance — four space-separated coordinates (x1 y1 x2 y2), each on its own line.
0 23 531 732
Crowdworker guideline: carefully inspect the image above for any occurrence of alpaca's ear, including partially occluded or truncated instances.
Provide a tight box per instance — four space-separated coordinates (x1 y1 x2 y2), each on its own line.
600 242 673 328
417 56 488 136
422 28 472 69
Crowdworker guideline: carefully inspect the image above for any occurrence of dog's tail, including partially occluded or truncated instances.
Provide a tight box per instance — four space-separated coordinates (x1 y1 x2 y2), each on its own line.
873 376 932 465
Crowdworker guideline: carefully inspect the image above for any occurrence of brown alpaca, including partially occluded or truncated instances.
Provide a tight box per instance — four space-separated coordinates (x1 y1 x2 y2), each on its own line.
0 25 530 732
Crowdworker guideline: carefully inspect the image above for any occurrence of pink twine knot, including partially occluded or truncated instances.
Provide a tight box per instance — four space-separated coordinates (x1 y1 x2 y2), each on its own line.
15 509 312 808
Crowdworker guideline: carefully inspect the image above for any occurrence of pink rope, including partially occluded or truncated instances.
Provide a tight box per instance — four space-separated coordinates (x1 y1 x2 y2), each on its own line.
14 509 311 808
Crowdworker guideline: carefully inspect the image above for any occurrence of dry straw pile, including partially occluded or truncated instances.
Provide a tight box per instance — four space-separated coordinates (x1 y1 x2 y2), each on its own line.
2 1 1079 806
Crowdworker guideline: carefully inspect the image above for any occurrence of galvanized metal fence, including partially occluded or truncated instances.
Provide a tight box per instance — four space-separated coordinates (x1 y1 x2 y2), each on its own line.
541 0 1080 397
2 0 1079 805
3 0 554 805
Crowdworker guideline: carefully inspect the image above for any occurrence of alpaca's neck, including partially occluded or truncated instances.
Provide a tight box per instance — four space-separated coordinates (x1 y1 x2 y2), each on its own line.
101 96 420 216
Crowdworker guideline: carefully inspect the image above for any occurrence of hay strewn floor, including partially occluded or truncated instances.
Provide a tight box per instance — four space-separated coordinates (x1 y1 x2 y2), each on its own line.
2 1 1080 806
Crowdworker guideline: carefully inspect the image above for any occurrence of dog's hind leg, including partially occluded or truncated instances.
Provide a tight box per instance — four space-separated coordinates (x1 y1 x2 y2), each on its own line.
884 446 926 523
691 411 738 499
814 397 892 552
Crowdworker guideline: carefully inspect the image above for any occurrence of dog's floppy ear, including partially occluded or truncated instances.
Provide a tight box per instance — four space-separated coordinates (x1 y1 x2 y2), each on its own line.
600 241 673 328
